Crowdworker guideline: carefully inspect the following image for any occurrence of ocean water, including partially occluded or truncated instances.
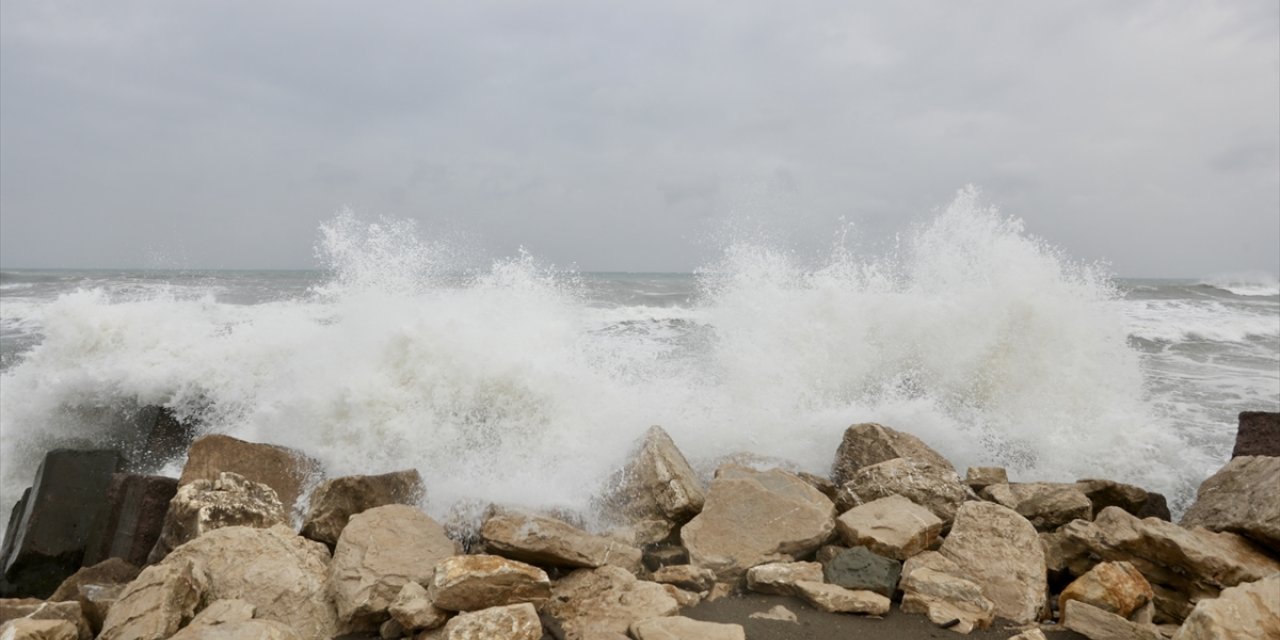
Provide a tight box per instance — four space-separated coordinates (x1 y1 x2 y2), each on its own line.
2 196 1277 524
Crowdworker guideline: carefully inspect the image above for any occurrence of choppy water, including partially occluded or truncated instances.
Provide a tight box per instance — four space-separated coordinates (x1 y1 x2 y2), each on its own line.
2 193 1277 522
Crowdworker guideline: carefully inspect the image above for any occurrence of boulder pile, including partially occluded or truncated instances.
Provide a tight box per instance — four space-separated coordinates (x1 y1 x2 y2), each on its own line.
1 411 1277 640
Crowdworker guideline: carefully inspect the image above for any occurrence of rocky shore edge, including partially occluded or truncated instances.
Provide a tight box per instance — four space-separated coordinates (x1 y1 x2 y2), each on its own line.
0 411 1276 640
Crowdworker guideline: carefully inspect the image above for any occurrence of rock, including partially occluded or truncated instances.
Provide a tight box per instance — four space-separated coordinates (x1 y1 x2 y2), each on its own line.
544 566 678 639
597 426 706 546
480 512 641 573
641 546 689 572
836 458 967 525
128 406 197 474
815 544 847 566
1135 493 1171 522
48 558 139 634
1232 411 1279 457
1062 599 1163 640
660 584 702 609
148 472 287 563
1058 561 1153 620
980 483 1093 531
82 474 178 568
748 605 797 622
1172 574 1280 640
964 467 1008 491
1180 456 1280 552
1009 630 1048 640
389 581 449 631
650 565 715 593
439 602 540 640
831 423 955 486
1041 524 1096 588
938 501 1047 625
0 618 79 640
178 434 320 515
796 472 838 501
822 547 901 598
330 504 458 629
793 581 891 615
170 620 303 640
630 616 746 640
899 551 996 634
378 618 403 639
0 600 91 640
680 466 835 581
428 554 550 612
166 599 257 640
299 470 425 548
744 561 823 597
163 524 339 640
98 558 207 640
835 494 943 560
1074 479 1151 519
0 450 122 598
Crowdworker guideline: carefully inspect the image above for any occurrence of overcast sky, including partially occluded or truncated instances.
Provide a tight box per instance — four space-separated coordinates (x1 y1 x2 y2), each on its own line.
1 1 1277 275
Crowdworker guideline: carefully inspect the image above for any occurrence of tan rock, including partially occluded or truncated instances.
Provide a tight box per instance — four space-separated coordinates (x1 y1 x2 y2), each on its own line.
1041 522 1096 580
630 616 746 640
681 466 835 581
331 504 459 629
169 620 303 640
899 551 996 634
1180 456 1280 552
836 494 943 560
148 472 287 563
1059 561 1153 619
1062 600 1163 640
300 470 425 547
389 582 449 631
659 585 702 609
650 565 715 593
99 559 207 640
1074 479 1151 518
166 599 255 640
0 618 79 640
1008 629 1047 640
0 600 90 640
837 458 967 524
744 561 823 597
1172 574 1280 640
965 466 1008 491
981 483 1093 532
793 581 891 615
597 426 706 545
939 501 1047 625
47 558 139 635
178 434 320 515
831 423 955 486
439 602 540 640
480 512 641 573
428 554 550 612
748 605 797 622
544 566 678 639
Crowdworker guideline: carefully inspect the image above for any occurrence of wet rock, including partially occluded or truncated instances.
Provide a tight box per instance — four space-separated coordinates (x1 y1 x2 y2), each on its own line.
1059 561 1153 620
980 483 1093 531
388 581 449 632
83 474 178 568
899 551 995 634
650 565 715 593
1135 493 1171 522
299 470 425 548
330 504 458 630
1232 410 1279 457
744 561 823 597
1062 600 1163 640
99 558 207 640
835 494 942 560
822 547 900 598
938 501 1047 625
48 558 139 635
1074 479 1151 519
1172 573 1280 640
480 512 641 573
836 458 967 525
148 472 287 563
831 423 955 486
964 467 1007 491
178 434 320 515
439 602 540 640
597 426 706 546
0 600 91 640
0 618 79 639
681 466 835 581
129 406 197 474
1180 456 1280 552
793 581 891 615
630 615 746 640
544 565 678 639
428 554 550 612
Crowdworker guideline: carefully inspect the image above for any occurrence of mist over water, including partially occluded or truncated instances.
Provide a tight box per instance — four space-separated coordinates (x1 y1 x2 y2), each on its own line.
1 189 1275 523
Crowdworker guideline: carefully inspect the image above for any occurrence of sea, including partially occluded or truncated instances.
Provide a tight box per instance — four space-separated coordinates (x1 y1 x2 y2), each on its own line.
2 198 1277 524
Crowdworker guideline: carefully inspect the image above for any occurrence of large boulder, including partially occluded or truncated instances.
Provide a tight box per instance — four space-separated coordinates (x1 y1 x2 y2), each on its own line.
83 474 178 568
439 602 541 640
899 551 995 634
48 558 140 635
831 423 955 486
1232 411 1279 457
822 547 900 598
480 512 641 573
597 426 706 545
544 565 678 640
388 582 449 632
630 616 745 640
299 470 424 548
964 467 1008 492
147 472 287 563
1172 573 1280 640
1062 600 1163 640
837 458 967 525
98 559 207 640
680 466 835 581
165 599 255 640
744 561 822 597
938 501 1047 625
329 504 458 630
980 483 1093 531
1180 456 1280 552
178 434 319 515
1074 479 1153 519
1058 561 1153 620
428 554 550 612
0 618 80 640
835 494 942 560
0 599 91 640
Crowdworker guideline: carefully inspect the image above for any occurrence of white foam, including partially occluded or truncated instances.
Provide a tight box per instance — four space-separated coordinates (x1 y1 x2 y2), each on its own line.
1199 271 1280 297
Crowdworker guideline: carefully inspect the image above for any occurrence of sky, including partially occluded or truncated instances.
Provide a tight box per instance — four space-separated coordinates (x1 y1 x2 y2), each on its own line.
1 1 1277 276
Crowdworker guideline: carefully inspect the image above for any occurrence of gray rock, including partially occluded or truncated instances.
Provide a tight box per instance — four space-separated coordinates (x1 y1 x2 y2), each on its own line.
1232 410 1279 457
83 474 177 568
831 423 955 487
822 547 901 598
836 458 967 525
300 470 425 548
480 512 641 573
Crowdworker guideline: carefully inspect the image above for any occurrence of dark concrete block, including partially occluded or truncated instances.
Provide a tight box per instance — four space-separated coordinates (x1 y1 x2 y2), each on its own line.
83 473 178 567
823 546 901 598
1233 411 1280 458
1136 492 1171 521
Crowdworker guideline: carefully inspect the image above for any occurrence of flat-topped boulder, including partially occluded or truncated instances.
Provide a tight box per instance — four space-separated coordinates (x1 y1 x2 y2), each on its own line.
597 426 706 546
836 458 967 525
938 501 1047 625
831 423 955 486
1180 455 1280 552
480 512 641 573
980 482 1093 531
822 547 900 598
835 494 942 560
428 554 550 612
148 472 287 563
178 435 319 515
793 581 890 615
544 565 678 640
299 469 424 548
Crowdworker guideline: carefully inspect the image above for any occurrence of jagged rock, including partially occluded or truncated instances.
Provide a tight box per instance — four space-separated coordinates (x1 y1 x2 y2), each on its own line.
1074 479 1151 519
1172 574 1280 640
796 472 838 501
148 472 287 563
1041 522 1097 585
378 618 403 639
641 546 689 572
330 504 458 629
0 618 79 640
793 581 890 615
99 558 207 640
630 616 746 640
0 450 122 599
744 562 823 597
835 494 942 560
480 512 641 573
964 467 1007 491
899 551 995 634
1135 493 1172 522
836 458 967 525
650 565 715 593
1180 456 1280 552
681 466 835 581
166 599 255 640
831 423 955 486
1232 411 1279 457
938 501 1046 625
544 566 678 639
299 470 425 548
48 559 139 635
815 544 847 566
388 581 448 631
163 525 338 640
428 554 550 612
1058 561 1153 620
123 406 197 474
178 434 320 515
0 600 90 640
748 605 797 622
439 602 540 640
1062 600 1163 640
597 426 706 546
83 474 178 567
170 620 303 640
980 483 1093 531
823 547 900 598
660 584 702 609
